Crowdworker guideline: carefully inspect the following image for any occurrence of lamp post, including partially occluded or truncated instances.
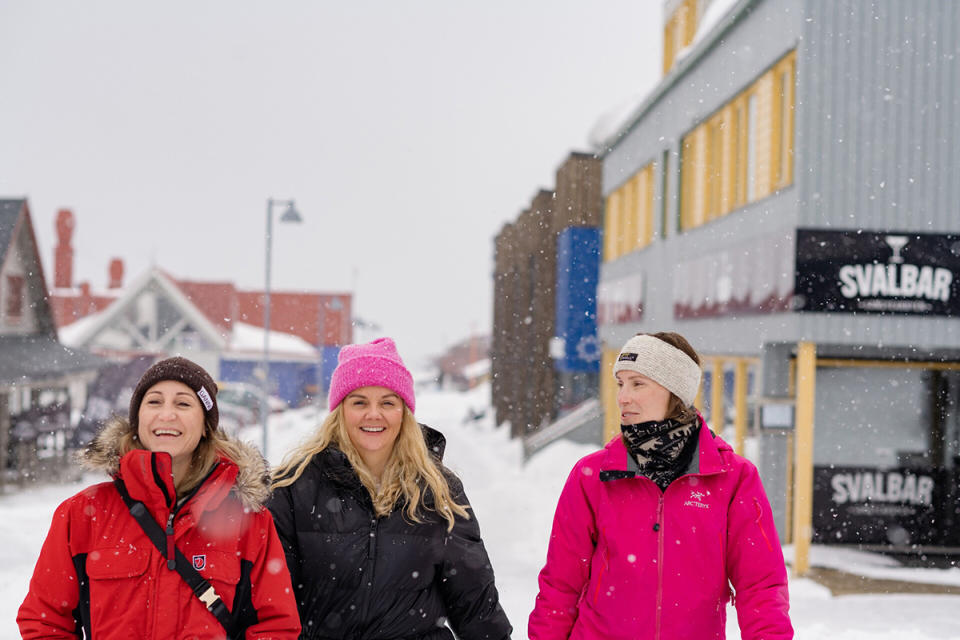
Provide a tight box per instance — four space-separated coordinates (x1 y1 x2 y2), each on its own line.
262 197 302 459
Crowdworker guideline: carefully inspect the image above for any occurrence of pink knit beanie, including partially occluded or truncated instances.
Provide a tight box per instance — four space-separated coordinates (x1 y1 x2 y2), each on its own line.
328 337 415 412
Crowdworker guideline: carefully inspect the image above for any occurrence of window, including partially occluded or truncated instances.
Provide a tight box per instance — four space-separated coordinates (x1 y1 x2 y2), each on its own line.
660 149 671 238
663 22 675 76
603 190 622 261
772 52 796 188
603 162 656 261
746 93 757 202
5 274 24 320
706 115 725 220
680 126 708 230
621 174 637 256
778 69 791 183
679 133 695 230
662 0 699 75
676 50 796 232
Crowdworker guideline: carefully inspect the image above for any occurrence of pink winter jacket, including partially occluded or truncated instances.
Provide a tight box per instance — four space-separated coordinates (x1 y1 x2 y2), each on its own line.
529 424 792 640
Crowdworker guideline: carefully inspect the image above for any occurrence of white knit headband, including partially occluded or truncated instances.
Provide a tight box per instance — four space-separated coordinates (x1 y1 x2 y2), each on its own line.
612 335 702 406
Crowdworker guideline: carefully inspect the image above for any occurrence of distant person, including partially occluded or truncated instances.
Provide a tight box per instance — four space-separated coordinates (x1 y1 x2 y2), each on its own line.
529 332 792 640
269 337 512 640
18 357 301 639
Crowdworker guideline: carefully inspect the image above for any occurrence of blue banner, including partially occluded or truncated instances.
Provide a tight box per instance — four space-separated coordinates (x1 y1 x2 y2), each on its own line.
555 227 600 373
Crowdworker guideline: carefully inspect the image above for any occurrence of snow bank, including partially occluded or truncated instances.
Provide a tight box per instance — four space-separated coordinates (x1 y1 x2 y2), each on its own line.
2 383 958 639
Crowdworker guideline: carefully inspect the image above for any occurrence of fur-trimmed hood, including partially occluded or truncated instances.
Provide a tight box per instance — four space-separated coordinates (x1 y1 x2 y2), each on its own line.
80 417 271 511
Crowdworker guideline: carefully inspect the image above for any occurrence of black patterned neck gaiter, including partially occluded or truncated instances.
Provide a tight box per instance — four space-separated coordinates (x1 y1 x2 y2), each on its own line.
620 415 701 491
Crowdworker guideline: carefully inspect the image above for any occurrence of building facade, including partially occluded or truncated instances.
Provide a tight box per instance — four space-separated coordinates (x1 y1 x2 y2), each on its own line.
0 200 101 491
597 0 960 560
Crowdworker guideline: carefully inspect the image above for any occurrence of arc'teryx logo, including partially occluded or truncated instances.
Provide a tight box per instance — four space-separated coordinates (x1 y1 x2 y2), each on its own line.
684 490 710 510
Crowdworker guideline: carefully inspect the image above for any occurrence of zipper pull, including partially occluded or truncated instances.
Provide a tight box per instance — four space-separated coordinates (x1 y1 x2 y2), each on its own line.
165 513 176 569
368 519 377 556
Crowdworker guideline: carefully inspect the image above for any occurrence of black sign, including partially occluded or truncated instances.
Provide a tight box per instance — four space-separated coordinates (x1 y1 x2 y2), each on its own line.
813 465 944 545
795 228 960 316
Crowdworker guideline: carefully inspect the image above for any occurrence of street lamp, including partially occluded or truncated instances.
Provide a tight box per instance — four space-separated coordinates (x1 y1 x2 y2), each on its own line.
262 197 302 459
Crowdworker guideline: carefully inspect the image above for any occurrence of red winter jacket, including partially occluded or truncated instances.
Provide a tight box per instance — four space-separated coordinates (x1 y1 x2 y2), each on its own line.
18 420 301 639
529 423 792 640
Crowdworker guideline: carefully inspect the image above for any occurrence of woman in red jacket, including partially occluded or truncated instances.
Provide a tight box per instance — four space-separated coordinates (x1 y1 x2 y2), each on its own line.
18 357 301 639
529 332 792 640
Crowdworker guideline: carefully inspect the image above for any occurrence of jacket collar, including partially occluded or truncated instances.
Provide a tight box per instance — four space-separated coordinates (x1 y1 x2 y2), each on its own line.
115 449 235 515
599 414 728 482
81 416 269 512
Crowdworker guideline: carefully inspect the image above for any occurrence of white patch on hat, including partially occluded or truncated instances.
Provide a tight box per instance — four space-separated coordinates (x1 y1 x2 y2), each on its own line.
196 386 214 411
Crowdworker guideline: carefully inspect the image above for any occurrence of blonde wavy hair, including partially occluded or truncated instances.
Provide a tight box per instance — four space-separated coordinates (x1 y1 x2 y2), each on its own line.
272 404 469 531
115 416 246 497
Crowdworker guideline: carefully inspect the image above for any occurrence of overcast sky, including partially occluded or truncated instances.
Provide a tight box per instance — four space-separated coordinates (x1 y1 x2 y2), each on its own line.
0 1 662 365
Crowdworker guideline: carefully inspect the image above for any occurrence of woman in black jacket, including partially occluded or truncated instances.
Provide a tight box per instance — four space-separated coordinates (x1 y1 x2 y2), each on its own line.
269 337 512 640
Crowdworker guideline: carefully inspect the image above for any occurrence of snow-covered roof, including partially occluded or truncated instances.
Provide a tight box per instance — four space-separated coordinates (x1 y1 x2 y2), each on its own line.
227 321 318 360
57 309 106 347
674 0 741 65
587 84 659 151
58 267 228 351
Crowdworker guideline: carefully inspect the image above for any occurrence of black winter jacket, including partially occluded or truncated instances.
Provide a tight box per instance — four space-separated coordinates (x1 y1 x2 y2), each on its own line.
268 425 512 640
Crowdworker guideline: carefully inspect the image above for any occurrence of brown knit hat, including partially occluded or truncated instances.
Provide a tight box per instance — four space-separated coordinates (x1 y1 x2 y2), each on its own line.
129 357 219 431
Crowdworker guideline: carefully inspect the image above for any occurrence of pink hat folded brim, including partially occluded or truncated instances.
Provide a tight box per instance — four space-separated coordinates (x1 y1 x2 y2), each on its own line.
328 356 415 413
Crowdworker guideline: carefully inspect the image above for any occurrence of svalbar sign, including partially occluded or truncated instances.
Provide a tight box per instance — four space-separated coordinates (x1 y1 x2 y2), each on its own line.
813 466 943 545
795 228 960 315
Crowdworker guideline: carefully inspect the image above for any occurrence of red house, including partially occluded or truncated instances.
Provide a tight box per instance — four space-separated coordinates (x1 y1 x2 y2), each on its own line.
48 209 352 402
49 209 352 351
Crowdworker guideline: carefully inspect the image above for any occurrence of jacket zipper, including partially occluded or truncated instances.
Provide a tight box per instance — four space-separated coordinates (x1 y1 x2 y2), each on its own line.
355 515 380 634
151 457 218 570
368 517 379 575
655 468 727 636
654 493 664 640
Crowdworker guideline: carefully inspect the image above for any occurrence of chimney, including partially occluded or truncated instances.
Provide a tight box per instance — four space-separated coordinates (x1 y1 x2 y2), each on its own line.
108 258 124 289
54 209 75 289
79 281 92 313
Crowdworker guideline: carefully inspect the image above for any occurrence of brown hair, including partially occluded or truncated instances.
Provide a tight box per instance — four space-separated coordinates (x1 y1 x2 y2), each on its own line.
641 332 701 422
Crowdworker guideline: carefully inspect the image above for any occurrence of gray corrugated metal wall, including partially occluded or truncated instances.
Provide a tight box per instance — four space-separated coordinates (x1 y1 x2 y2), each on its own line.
798 0 960 233
794 0 960 352
601 0 960 356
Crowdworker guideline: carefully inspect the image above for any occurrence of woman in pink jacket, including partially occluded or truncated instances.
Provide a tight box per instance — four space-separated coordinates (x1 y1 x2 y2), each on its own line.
529 332 792 640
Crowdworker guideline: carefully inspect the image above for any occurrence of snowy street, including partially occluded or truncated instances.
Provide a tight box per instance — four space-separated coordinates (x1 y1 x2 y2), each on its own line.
2 384 960 639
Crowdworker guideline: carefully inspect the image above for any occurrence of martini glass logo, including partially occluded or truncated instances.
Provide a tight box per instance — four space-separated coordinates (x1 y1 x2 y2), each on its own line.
884 235 908 263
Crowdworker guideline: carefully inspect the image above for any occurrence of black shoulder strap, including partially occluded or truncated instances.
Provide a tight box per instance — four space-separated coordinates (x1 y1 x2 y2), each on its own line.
114 478 236 638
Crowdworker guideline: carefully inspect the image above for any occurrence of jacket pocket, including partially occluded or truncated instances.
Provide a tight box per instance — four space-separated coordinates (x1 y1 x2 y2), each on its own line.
752 497 775 552
192 550 242 610
86 546 150 579
195 550 241 584
591 541 609 604
86 546 151 633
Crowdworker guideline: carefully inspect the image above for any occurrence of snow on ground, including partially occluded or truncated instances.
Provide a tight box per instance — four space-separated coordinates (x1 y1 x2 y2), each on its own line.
2 383 959 638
